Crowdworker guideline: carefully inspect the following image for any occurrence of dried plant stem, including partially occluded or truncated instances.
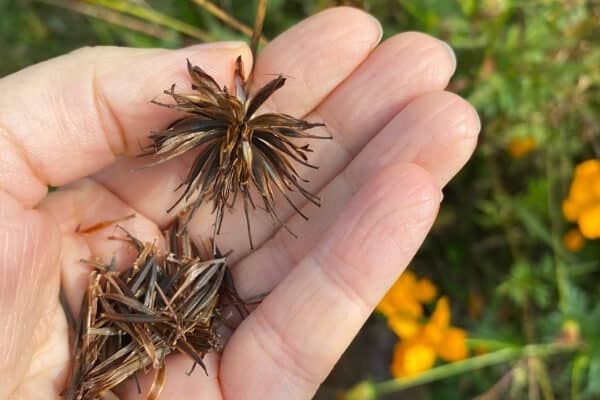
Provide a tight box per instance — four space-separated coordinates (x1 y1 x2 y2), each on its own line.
191 0 268 44
83 0 214 42
37 0 172 40
246 0 268 92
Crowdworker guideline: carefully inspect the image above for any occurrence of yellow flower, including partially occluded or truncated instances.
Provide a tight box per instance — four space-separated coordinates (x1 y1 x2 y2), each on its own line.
592 178 600 199
563 228 585 252
569 179 596 204
388 314 421 339
507 137 536 158
578 205 600 239
574 159 600 179
429 297 451 330
562 159 600 239
376 270 423 319
381 274 469 378
414 278 437 303
398 270 418 288
562 198 580 222
422 297 453 346
390 339 436 378
436 327 468 362
377 291 422 320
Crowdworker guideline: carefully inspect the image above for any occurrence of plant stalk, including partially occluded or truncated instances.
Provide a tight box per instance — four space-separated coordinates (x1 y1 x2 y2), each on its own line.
375 343 578 395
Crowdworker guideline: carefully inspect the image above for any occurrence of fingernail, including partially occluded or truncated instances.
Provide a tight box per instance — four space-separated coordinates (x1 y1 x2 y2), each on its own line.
437 39 457 74
370 15 384 45
440 190 444 202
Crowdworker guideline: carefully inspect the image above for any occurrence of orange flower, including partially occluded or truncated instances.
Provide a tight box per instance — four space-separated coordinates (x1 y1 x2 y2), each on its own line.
376 271 423 318
578 205 600 239
569 179 596 204
380 273 468 378
562 159 600 239
390 339 436 378
377 270 432 319
422 297 459 349
562 198 580 222
388 314 421 339
429 297 451 330
414 278 437 303
563 228 585 252
436 327 468 362
507 137 536 158
574 159 600 179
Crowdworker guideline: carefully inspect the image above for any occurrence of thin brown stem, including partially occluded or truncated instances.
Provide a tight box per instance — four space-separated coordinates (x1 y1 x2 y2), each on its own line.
245 0 268 93
191 0 268 44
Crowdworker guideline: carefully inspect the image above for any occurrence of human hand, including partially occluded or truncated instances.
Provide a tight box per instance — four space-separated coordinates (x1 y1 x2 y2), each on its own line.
0 7 479 400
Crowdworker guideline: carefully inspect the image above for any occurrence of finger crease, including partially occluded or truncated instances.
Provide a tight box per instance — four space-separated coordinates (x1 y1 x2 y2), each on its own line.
251 307 322 388
90 64 128 157
269 229 300 273
0 119 49 190
89 177 164 232
311 249 372 314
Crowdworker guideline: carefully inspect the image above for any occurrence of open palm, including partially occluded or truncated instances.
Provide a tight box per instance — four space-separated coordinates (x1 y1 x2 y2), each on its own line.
0 8 479 400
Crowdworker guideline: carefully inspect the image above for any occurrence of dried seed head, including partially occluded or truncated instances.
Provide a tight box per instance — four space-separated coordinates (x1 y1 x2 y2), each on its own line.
143 57 331 248
66 224 246 400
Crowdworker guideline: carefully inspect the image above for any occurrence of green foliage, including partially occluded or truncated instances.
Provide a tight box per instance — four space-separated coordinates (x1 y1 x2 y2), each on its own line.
2 0 599 398
497 257 553 309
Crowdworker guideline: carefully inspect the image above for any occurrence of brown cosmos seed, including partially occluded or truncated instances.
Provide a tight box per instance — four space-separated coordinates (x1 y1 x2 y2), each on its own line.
66 222 246 400
142 56 331 248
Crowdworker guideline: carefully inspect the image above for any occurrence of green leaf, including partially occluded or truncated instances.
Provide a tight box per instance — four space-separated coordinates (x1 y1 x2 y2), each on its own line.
587 356 600 393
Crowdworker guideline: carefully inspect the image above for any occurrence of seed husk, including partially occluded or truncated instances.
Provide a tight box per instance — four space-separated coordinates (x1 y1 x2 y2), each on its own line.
65 221 246 400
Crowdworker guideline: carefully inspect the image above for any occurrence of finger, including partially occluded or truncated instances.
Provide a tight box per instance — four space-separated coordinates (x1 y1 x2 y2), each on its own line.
0 42 251 208
317 31 456 154
0 190 66 399
39 179 165 315
234 90 479 297
221 163 440 399
250 7 382 116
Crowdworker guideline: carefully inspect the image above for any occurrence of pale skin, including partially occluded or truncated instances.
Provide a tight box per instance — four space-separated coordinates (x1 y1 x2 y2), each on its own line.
0 7 480 400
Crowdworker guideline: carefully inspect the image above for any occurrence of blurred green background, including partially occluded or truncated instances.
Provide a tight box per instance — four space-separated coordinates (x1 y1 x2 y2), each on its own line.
2 0 599 399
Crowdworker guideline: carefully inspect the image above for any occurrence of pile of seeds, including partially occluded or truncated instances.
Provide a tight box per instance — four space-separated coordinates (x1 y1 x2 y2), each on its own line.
65 220 245 399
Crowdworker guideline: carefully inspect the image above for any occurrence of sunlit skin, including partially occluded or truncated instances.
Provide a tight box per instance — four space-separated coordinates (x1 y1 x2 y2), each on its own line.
0 7 479 400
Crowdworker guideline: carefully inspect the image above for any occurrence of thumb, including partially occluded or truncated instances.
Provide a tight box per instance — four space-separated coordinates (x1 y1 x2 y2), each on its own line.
0 190 65 398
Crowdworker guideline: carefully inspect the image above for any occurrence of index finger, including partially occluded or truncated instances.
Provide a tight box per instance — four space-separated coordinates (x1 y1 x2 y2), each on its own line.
0 42 251 208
